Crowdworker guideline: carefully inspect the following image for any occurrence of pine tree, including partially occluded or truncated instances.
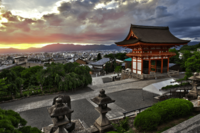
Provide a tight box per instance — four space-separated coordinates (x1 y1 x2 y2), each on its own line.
97 53 102 61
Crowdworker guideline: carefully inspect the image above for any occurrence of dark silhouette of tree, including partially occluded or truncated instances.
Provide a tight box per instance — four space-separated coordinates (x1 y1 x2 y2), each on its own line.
97 53 102 61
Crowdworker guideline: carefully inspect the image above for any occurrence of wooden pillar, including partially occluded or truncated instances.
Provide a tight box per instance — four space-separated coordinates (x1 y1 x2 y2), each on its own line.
136 57 137 74
155 60 157 72
167 57 169 72
141 58 143 74
149 57 151 74
161 57 163 73
131 57 133 73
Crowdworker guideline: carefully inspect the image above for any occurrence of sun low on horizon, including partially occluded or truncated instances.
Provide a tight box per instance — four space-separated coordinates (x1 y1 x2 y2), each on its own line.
0 0 199 50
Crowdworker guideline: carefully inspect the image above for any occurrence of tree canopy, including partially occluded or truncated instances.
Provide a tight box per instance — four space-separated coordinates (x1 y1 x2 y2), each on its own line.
169 48 180 63
180 43 200 52
104 53 127 61
0 108 42 133
184 51 200 79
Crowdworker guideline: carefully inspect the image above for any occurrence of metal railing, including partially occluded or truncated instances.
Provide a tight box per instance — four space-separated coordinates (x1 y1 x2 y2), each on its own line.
123 105 153 118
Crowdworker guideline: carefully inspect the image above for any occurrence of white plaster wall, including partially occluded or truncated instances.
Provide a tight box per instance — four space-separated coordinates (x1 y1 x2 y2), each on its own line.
137 62 141 70
133 62 136 69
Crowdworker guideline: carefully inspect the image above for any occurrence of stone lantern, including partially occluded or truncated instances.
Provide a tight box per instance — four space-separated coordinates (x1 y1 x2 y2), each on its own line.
47 97 75 133
187 72 200 100
91 89 115 133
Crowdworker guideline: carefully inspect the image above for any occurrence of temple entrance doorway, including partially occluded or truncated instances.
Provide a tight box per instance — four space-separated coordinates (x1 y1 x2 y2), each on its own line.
151 60 156 72
143 60 149 74
157 60 161 73
163 59 168 73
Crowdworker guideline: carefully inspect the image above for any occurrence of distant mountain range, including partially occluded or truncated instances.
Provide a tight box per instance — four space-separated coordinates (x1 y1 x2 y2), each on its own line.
0 44 128 54
0 42 199 54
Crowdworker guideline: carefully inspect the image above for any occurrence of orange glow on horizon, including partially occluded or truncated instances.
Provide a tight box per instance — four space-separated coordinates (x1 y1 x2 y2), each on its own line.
0 43 48 49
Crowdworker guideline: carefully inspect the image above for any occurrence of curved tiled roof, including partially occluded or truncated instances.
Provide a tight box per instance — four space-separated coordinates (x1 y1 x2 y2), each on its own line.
115 24 190 45
90 58 110 66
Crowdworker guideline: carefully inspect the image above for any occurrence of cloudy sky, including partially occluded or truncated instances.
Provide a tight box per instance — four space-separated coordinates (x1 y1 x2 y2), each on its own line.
0 0 199 49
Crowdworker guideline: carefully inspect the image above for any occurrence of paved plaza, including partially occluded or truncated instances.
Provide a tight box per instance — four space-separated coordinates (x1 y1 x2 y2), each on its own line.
0 74 185 130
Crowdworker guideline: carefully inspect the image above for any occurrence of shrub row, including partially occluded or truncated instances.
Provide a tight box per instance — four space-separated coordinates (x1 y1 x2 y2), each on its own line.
134 98 193 131
161 82 191 90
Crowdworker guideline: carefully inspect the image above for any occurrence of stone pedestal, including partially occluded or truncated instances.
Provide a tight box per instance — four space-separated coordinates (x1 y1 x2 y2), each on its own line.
42 120 86 133
91 89 115 133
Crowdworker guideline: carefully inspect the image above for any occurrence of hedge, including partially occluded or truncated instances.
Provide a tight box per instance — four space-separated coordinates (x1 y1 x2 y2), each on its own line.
161 82 191 90
134 98 193 131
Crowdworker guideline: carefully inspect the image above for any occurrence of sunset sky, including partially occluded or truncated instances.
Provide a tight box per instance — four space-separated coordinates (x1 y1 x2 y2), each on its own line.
0 0 200 49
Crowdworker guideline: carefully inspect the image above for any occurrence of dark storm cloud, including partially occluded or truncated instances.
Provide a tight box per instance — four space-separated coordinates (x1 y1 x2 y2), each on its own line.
155 6 172 18
168 17 200 28
160 0 179 5
1 0 200 46
145 6 173 21
57 2 71 12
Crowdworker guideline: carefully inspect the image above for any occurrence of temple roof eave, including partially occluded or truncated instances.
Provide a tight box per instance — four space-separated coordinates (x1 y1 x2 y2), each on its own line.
126 53 176 57
115 24 191 46
116 42 189 48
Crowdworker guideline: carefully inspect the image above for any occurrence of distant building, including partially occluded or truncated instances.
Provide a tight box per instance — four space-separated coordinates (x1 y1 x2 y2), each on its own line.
75 58 88 65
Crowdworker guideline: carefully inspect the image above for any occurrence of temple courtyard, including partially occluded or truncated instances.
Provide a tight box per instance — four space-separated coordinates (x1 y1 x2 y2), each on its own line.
0 74 185 130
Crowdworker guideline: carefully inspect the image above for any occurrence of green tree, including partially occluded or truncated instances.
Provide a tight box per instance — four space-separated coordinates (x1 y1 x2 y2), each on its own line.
104 54 115 60
11 66 26 77
21 66 43 88
180 43 200 51
178 50 193 69
1 70 18 99
104 62 112 73
0 78 10 97
104 53 127 61
97 53 102 61
169 48 180 63
15 77 24 97
0 108 42 133
112 58 117 72
184 51 200 79
35 70 46 94
115 66 122 76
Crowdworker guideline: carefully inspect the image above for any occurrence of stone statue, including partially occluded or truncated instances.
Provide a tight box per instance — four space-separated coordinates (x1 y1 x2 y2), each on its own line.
52 95 71 123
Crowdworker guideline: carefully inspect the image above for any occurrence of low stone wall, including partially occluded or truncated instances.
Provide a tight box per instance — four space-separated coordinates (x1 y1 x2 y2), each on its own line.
168 70 179 76
121 70 180 80
163 113 200 133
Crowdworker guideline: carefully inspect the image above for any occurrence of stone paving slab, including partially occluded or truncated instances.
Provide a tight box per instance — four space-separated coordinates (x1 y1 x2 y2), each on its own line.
70 99 99 128
106 90 157 112
19 106 52 130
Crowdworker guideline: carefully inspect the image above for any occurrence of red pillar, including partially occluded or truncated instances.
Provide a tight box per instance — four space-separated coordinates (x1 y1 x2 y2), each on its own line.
131 57 133 72
161 57 163 73
167 57 169 72
141 58 143 74
149 57 151 74
136 57 137 74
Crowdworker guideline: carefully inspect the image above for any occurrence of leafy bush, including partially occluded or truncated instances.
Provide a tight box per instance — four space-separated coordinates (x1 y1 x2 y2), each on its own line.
134 98 193 131
109 117 130 133
161 82 191 90
134 110 161 131
0 108 42 133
